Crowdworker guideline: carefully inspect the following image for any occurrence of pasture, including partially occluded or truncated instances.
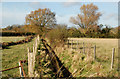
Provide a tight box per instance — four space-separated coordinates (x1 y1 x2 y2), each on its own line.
1 37 119 77
1 37 26 43
55 38 118 77
2 36 36 77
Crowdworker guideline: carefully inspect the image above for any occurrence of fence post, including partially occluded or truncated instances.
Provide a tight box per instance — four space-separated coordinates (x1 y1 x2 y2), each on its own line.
75 40 77 50
77 40 79 50
68 40 69 48
71 40 73 50
37 35 39 41
83 42 85 54
19 61 23 77
94 45 96 61
111 48 115 70
28 47 34 77
33 44 35 69
33 44 35 54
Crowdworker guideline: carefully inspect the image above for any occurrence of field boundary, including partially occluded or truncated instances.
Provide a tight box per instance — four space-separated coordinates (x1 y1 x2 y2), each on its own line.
1 35 35 49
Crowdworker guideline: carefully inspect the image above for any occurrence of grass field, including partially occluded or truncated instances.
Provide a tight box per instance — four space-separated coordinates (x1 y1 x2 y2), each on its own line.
55 38 118 77
2 37 36 77
1 36 26 43
1 37 119 77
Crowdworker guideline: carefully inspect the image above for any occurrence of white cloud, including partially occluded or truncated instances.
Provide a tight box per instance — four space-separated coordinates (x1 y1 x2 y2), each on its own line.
104 13 118 20
62 0 81 7
55 14 76 27
29 2 46 9
63 2 81 7
99 13 118 27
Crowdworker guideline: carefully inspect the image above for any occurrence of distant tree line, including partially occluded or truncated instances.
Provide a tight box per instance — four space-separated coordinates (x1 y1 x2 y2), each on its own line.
67 25 120 38
1 3 120 47
2 24 119 38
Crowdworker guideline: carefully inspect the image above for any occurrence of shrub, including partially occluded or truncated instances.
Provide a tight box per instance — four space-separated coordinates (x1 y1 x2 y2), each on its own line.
46 24 68 47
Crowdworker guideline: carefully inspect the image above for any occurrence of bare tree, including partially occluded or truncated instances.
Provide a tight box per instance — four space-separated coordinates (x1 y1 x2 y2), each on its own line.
70 3 101 30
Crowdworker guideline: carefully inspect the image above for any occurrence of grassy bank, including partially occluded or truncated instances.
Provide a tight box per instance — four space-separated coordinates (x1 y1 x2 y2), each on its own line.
55 38 118 77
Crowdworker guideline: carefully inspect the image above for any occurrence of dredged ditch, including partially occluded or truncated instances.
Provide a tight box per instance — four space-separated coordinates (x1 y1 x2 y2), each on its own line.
35 39 72 78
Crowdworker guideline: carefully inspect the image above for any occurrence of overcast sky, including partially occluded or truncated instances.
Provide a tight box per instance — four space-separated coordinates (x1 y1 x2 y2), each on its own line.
1 2 118 28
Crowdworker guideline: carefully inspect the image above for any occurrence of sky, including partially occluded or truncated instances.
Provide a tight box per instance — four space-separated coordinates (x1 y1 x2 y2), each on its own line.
0 2 119 28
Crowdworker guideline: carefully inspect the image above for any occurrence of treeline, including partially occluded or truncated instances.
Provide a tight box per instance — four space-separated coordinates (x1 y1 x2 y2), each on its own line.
2 24 119 38
67 26 120 38
1 24 36 36
44 24 120 48
1 4 120 48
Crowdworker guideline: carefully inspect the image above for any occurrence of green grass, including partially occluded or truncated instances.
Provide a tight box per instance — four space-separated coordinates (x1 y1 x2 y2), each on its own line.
55 38 118 77
2 37 36 77
1 37 119 77
1 36 26 43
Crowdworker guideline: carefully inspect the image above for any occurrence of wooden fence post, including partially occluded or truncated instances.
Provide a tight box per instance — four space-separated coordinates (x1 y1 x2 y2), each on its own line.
75 40 77 50
19 61 23 77
33 44 35 69
83 42 85 54
111 48 115 70
68 40 69 48
27 36 40 77
71 40 73 50
33 44 35 54
28 47 34 77
77 40 79 50
37 35 39 41
35 39 37 54
94 45 96 60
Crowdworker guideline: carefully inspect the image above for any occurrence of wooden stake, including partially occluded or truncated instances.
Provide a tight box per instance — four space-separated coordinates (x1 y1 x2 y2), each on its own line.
71 40 73 50
19 62 23 77
83 42 85 54
28 47 34 77
68 40 69 48
111 48 115 69
77 40 79 50
94 45 96 60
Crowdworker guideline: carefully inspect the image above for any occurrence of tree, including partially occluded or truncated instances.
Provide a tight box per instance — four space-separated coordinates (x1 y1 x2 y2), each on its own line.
25 8 56 35
68 27 82 37
70 3 101 30
47 24 68 47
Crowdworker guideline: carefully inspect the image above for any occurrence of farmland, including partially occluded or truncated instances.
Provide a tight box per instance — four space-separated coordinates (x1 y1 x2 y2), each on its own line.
2 36 36 77
54 38 118 77
1 37 26 43
1 36 119 77
1 2 119 78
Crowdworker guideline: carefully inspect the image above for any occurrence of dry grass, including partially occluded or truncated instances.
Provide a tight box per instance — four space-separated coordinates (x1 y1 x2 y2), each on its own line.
55 38 119 77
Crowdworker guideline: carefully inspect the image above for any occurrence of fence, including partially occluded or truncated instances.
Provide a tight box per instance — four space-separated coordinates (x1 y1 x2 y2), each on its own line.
19 60 26 77
27 35 40 77
67 39 95 52
1 35 40 77
0 60 26 77
67 39 116 70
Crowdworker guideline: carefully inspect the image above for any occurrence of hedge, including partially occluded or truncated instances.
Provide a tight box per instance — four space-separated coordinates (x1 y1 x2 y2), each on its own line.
1 36 35 49
1 32 35 36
